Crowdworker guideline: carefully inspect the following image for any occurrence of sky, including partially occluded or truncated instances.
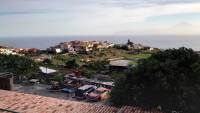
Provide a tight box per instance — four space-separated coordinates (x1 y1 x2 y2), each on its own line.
0 0 200 37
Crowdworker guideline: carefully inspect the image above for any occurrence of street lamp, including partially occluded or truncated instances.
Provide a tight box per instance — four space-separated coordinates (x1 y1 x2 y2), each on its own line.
44 62 48 74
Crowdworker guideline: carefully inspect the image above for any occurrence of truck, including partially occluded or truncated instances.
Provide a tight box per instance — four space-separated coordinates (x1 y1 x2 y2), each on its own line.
75 85 97 100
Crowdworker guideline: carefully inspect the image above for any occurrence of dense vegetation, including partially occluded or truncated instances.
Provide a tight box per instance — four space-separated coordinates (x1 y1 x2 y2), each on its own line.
111 47 200 113
65 59 79 68
87 59 109 70
0 54 38 75
49 48 151 66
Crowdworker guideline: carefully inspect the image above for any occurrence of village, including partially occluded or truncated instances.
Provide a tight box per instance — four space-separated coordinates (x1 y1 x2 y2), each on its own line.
0 40 157 104
1 40 200 113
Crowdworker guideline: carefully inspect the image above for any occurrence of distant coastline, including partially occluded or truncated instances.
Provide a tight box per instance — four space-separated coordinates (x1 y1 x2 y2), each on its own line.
1 35 200 50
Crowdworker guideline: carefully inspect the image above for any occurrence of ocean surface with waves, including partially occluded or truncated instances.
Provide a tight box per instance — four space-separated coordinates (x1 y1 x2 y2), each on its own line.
0 35 200 50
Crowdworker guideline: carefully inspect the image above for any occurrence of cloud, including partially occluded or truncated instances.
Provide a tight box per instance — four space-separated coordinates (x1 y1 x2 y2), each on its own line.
116 21 200 35
106 2 200 22
173 22 194 28
66 2 200 31
0 0 200 36
1 0 200 22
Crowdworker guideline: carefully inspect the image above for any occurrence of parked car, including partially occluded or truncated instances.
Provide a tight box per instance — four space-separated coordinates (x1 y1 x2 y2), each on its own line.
87 87 110 101
65 80 83 88
29 79 40 84
75 85 97 100
48 81 61 92
61 87 76 93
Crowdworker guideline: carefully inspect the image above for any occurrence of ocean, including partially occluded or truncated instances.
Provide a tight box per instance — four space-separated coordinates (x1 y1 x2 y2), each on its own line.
0 35 200 51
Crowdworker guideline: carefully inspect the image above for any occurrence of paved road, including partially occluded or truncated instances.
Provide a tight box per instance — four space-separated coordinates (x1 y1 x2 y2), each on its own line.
13 84 109 105
13 84 75 100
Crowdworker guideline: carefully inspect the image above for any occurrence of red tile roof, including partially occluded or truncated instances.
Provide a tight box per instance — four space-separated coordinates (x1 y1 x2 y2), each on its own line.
118 106 162 113
0 90 162 113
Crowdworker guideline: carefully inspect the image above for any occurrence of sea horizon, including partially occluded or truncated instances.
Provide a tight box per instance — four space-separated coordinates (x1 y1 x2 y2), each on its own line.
1 35 200 51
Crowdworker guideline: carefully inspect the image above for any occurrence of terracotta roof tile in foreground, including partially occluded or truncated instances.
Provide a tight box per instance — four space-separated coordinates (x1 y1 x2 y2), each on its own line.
117 106 163 113
0 90 117 113
0 90 162 113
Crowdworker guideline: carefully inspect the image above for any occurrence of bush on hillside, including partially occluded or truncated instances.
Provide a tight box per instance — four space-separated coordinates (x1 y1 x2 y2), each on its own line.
0 54 38 75
111 47 200 113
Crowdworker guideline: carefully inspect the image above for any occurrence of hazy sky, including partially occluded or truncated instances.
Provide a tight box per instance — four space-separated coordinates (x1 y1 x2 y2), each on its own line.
0 0 200 37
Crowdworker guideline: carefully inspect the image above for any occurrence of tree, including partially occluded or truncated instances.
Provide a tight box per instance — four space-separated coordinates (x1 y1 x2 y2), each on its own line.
53 74 64 82
81 68 93 78
65 59 79 68
111 47 200 113
0 54 38 75
42 58 52 66
88 59 109 70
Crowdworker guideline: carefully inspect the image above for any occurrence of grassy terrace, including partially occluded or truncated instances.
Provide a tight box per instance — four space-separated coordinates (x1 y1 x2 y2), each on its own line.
20 47 154 80
0 47 154 88
48 48 152 67
43 48 152 77
124 53 151 60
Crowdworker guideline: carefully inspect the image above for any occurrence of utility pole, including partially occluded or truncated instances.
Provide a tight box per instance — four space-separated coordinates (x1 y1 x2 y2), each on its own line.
45 62 47 74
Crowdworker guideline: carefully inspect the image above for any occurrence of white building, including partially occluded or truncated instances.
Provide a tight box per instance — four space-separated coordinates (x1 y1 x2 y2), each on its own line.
39 66 57 74
55 48 62 53
0 48 17 55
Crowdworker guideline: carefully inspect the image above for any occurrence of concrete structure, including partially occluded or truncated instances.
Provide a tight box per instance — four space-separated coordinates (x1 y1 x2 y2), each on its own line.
109 60 132 71
109 60 132 67
0 72 14 90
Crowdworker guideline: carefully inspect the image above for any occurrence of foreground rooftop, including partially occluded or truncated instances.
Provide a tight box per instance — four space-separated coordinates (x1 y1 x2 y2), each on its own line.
0 90 162 113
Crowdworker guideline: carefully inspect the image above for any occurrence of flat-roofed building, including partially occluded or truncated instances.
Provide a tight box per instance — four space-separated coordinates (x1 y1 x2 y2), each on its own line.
39 66 57 75
109 60 132 71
